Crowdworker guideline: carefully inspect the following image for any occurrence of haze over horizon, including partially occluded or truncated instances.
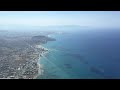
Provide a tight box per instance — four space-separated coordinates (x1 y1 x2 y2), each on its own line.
0 11 120 30
1 11 120 79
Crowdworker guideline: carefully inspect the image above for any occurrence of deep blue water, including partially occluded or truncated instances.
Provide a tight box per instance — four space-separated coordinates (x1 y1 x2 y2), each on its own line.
37 29 120 79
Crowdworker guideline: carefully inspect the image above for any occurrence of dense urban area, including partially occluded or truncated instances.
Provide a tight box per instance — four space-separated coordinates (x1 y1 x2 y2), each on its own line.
0 30 56 79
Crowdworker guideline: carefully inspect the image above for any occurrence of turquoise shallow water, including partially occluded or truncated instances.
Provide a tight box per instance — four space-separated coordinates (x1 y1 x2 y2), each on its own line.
37 29 120 79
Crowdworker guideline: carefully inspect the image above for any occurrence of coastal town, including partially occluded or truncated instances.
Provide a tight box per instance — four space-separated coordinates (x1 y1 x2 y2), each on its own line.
0 31 55 79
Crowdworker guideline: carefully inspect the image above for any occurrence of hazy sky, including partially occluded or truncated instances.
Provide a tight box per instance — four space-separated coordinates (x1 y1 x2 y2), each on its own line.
0 11 120 28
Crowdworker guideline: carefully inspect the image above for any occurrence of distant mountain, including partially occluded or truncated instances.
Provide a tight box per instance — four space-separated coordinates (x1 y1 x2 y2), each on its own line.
0 25 90 32
30 25 90 32
34 25 89 29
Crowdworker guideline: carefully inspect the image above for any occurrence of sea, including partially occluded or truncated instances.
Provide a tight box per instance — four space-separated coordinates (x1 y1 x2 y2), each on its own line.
37 28 120 79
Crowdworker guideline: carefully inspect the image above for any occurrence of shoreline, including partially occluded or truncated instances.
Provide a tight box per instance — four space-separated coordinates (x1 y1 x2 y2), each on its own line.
34 45 49 79
33 63 43 79
0 45 49 79
32 34 55 79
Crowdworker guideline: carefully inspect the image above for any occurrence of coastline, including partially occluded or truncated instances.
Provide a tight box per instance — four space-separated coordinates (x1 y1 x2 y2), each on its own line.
34 45 49 79
33 34 55 79
33 63 43 79
0 45 49 79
